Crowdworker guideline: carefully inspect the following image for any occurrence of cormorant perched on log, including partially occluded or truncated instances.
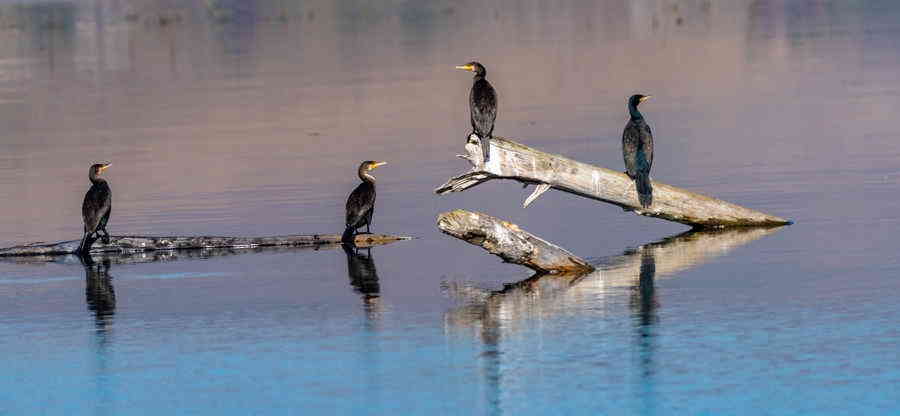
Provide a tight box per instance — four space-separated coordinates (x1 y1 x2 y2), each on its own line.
78 163 112 254
342 161 387 244
456 61 497 163
622 94 654 208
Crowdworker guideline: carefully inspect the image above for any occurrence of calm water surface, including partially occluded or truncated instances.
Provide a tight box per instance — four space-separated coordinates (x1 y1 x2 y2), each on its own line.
1 0 898 414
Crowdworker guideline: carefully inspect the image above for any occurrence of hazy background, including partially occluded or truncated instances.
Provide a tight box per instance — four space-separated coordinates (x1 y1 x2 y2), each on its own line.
0 1 898 414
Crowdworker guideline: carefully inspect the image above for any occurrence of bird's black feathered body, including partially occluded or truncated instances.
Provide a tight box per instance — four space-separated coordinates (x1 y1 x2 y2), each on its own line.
83 182 111 235
343 181 376 242
79 164 112 254
461 62 497 162
622 95 654 208
342 161 385 244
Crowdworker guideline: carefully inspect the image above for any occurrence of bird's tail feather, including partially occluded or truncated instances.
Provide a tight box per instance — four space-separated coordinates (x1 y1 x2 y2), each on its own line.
636 173 653 208
342 227 356 245
481 135 491 162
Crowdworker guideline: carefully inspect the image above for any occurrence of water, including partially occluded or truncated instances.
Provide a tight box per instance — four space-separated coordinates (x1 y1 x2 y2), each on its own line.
1 0 898 414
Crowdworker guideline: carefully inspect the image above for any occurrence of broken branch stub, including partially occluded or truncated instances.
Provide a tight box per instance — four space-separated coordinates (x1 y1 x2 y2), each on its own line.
436 135 791 229
437 209 594 274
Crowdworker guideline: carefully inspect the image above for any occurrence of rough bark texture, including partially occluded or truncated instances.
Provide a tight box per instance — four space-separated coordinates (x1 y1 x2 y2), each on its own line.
0 233 411 257
437 209 594 274
436 135 792 228
0 241 389 266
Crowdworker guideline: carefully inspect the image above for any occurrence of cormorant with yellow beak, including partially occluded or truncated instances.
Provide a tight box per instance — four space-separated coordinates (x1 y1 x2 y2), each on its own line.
342 161 387 244
456 61 497 163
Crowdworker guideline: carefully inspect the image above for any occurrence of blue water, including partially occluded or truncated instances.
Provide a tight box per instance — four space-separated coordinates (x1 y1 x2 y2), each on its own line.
1 0 899 414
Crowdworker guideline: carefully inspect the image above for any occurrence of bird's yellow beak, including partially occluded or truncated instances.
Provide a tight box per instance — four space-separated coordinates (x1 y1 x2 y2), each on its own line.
455 64 474 72
639 95 652 103
372 161 387 169
99 163 111 172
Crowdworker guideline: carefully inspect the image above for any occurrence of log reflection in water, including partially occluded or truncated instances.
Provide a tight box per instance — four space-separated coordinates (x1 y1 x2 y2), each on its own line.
443 226 785 336
443 226 784 413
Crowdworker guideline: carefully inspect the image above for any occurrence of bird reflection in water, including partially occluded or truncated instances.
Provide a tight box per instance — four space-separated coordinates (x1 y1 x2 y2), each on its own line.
341 243 385 410
342 244 383 326
81 254 116 332
629 248 658 416
631 249 659 327
80 253 117 415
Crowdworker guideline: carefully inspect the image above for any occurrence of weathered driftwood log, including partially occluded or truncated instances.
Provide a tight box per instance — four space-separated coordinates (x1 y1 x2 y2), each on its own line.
443 225 785 335
0 233 411 257
437 209 594 274
435 135 791 228
0 240 390 266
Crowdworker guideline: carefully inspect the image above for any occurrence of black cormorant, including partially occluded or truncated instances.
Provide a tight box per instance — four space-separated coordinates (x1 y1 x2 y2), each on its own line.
622 94 654 208
79 163 112 254
456 61 497 163
342 161 387 244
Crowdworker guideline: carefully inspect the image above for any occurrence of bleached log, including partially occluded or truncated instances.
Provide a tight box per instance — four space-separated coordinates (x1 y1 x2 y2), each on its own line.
436 135 791 228
437 209 594 274
0 233 411 257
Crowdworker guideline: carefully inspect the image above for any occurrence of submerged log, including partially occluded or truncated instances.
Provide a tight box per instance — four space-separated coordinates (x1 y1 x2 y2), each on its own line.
437 209 594 274
0 233 411 257
0 239 393 266
436 135 791 228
